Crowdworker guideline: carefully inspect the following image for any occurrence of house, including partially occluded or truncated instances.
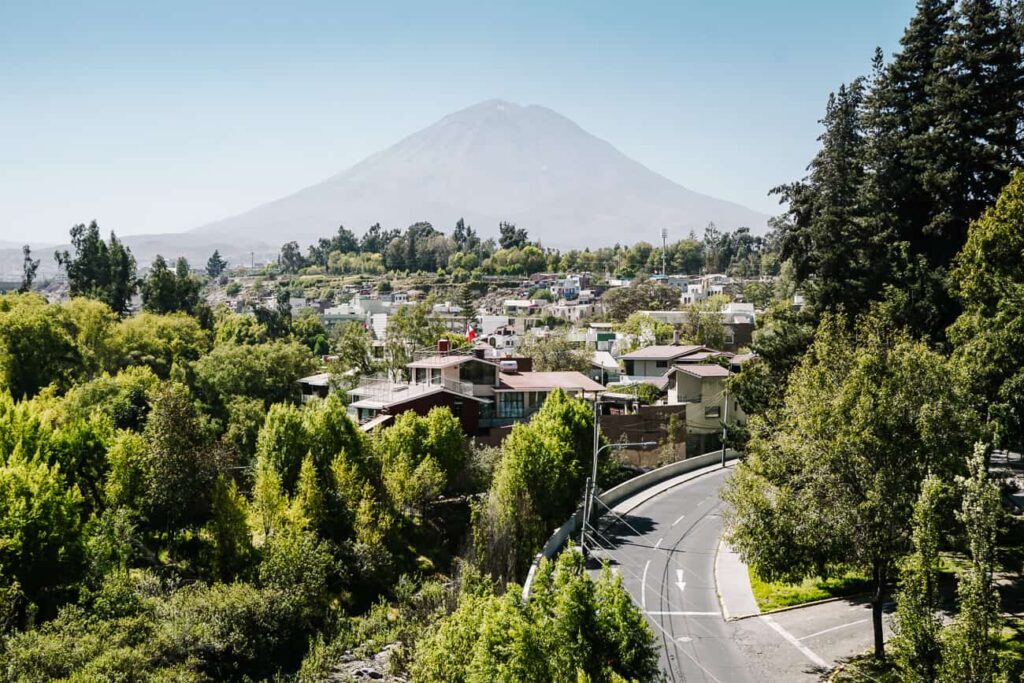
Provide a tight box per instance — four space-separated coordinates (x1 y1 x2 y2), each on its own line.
298 373 332 403
619 345 709 378
504 299 546 316
665 363 744 455
591 350 621 385
551 275 582 301
548 302 600 323
343 342 606 437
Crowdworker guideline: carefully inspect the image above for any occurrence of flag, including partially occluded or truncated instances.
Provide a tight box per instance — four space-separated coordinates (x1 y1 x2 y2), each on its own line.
466 325 476 342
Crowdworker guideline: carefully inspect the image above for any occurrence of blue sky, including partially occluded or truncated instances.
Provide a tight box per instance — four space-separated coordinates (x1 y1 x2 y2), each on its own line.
0 1 915 244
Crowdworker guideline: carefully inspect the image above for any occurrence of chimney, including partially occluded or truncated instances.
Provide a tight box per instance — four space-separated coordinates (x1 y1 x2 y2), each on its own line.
672 328 680 345
437 338 450 354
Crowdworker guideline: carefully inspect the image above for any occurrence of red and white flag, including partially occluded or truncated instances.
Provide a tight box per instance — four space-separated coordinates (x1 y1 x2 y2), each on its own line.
466 325 477 342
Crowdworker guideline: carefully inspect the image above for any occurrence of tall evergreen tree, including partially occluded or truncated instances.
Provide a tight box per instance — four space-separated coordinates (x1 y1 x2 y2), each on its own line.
56 221 138 315
206 250 227 278
18 245 39 293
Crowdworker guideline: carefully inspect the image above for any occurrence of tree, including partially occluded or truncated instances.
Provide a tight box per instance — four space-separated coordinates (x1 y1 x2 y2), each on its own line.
0 449 84 623
455 285 478 330
498 221 529 250
893 475 946 682
140 256 178 314
412 548 658 682
949 171 1024 452
723 312 976 660
517 331 591 373
618 312 673 352
939 443 1002 682
280 241 306 273
0 294 82 398
192 340 317 408
140 383 227 533
601 280 680 321
473 390 594 582
330 321 378 376
678 293 730 349
206 250 228 278
55 222 138 315
18 245 39 294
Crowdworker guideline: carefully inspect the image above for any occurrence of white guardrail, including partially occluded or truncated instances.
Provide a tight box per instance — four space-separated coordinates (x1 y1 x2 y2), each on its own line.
521 449 741 599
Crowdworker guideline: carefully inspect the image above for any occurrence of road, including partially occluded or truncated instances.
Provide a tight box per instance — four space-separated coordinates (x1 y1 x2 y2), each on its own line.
585 462 893 682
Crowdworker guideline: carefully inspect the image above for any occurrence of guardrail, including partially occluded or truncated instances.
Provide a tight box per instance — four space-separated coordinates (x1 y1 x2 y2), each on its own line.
521 449 741 600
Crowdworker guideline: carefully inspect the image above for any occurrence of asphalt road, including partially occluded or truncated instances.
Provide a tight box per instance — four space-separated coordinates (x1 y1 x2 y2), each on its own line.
585 463 894 682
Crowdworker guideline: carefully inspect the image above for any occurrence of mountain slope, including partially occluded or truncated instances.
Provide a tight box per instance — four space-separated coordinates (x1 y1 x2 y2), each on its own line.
191 99 769 247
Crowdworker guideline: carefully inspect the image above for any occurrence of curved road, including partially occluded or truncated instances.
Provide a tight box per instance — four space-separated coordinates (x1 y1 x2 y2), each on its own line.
587 465 754 682
585 462 893 682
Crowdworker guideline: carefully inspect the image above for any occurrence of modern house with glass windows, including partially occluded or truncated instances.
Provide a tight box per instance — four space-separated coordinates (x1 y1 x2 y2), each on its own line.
343 342 605 436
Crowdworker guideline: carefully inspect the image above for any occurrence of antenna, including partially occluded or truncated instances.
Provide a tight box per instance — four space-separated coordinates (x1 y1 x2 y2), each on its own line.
660 228 668 276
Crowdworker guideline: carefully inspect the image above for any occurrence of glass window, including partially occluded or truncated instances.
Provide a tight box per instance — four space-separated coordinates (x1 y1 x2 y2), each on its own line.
500 393 525 418
656 360 668 368
415 368 427 385
704 405 721 419
431 368 441 385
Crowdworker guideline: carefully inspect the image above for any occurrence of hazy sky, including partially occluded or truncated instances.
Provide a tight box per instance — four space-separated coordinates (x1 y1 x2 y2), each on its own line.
0 1 915 245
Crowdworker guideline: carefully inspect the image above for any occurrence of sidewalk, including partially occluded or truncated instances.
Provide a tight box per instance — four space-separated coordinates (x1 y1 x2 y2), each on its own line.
716 540 760 620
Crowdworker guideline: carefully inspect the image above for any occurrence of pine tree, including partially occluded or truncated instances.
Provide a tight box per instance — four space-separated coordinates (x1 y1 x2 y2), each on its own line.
206 249 227 278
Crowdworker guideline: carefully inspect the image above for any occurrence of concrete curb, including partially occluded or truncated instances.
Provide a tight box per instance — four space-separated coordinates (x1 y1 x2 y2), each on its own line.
730 593 874 621
714 539 762 621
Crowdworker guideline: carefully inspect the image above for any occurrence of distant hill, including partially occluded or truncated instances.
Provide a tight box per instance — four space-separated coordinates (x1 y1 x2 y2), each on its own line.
190 99 769 249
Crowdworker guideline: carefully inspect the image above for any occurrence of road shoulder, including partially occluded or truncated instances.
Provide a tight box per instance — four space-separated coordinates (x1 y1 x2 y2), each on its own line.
715 540 761 620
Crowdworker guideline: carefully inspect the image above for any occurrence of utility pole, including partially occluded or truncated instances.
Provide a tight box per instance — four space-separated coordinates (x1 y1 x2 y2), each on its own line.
580 394 656 556
720 385 729 467
661 228 668 276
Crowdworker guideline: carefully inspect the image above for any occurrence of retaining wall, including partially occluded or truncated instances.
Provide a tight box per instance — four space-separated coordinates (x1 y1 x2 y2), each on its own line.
521 449 741 599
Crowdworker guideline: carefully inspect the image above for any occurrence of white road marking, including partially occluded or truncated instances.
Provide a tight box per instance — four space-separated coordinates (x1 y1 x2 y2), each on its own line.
675 569 686 595
671 513 686 527
654 537 663 550
761 615 829 669
677 636 693 642
641 559 651 610
646 611 720 616
799 618 869 641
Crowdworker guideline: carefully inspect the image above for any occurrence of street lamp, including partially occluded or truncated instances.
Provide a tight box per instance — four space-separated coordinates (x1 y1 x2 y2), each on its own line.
580 438 656 554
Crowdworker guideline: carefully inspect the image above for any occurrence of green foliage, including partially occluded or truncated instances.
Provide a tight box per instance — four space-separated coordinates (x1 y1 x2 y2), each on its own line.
473 390 594 582
193 339 317 409
939 444 1003 682
775 1 1024 338
602 280 680 322
105 312 211 379
141 256 204 317
949 171 1024 451
412 549 658 682
55 221 138 315
893 476 946 681
330 320 379 375
723 311 976 659
617 312 673 352
206 250 228 279
0 294 82 398
518 330 591 373
0 450 84 621
374 408 467 514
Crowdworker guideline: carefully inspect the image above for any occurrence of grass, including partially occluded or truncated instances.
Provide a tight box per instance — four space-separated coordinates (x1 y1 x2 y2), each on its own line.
748 567 873 612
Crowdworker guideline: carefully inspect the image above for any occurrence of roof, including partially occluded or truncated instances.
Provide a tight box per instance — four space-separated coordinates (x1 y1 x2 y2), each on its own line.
731 352 757 365
674 350 734 363
359 413 394 432
496 371 606 393
591 350 620 371
298 372 332 387
620 345 706 361
407 355 475 369
672 364 731 379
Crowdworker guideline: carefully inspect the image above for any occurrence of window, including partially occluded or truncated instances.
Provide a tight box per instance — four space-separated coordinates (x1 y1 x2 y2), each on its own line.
655 360 668 368
624 360 635 375
500 393 525 418
431 368 441 385
704 405 721 419
414 368 427 385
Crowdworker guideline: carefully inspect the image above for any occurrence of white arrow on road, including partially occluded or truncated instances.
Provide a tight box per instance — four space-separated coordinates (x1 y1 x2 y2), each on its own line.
675 569 686 595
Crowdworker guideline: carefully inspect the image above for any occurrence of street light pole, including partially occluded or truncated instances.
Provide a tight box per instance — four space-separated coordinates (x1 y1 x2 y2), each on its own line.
580 437 657 555
720 385 729 468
